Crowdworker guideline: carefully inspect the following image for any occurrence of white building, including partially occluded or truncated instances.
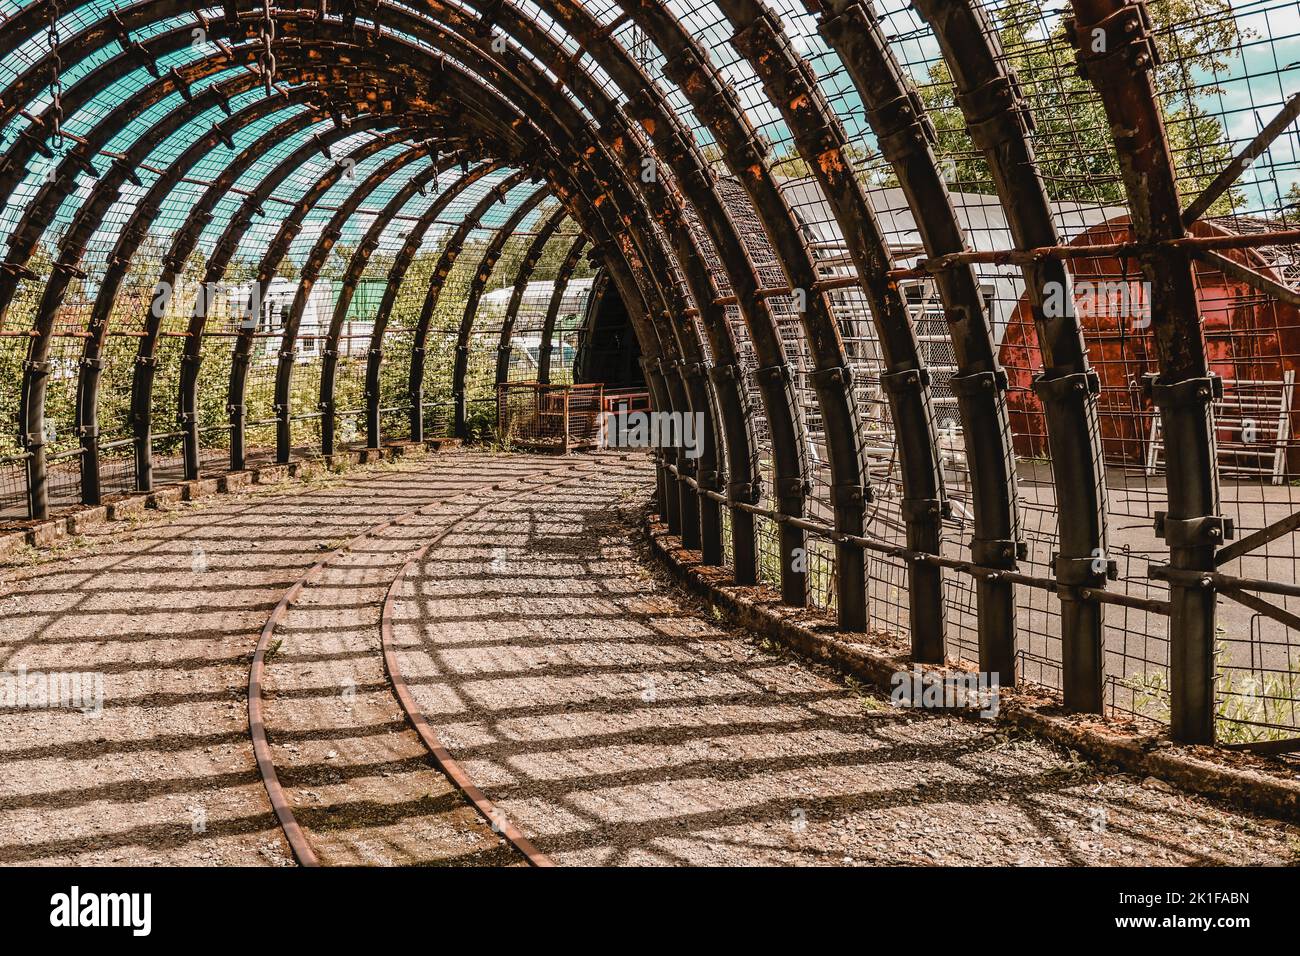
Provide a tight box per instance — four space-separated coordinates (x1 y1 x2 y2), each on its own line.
477 277 594 379
227 277 375 365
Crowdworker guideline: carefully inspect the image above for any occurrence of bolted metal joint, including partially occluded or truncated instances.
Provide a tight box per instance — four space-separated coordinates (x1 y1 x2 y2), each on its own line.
1052 552 1118 586
880 366 931 395
970 536 1027 569
1065 2 1161 78
809 364 854 391
831 482 873 507
948 367 1009 397
901 496 951 524
1142 372 1223 408
1154 511 1235 547
775 475 812 500
708 362 738 384
1032 368 1101 404
864 88 938 161
755 362 792 386
727 479 762 506
696 469 722 492
954 72 1036 152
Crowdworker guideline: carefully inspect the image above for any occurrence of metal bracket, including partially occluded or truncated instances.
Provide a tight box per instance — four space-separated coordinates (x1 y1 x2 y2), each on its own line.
776 476 812 499
810 364 853 390
708 362 739 384
1053 552 1118 586
970 536 1027 567
696 469 722 492
1032 368 1100 404
755 362 793 386
1142 373 1222 407
901 497 951 523
1066 1 1161 77
948 367 1008 397
955 73 1035 152
831 483 873 506
727 479 762 505
1154 512 1235 547
880 366 931 395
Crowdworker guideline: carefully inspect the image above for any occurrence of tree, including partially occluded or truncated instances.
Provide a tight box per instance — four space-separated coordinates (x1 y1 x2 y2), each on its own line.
915 0 1247 211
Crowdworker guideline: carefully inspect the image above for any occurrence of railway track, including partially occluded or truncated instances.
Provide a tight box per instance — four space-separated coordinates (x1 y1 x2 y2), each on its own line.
248 453 626 866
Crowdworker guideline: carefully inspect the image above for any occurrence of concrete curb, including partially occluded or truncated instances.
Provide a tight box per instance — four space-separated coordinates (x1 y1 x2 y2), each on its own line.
646 518 1300 822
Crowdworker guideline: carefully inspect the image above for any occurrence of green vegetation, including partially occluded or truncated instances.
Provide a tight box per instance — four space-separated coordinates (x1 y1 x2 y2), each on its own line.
915 0 1245 209
0 219 593 462
1125 641 1300 743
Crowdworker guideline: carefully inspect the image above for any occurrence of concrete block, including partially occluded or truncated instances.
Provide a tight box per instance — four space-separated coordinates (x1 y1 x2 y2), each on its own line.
66 506 108 535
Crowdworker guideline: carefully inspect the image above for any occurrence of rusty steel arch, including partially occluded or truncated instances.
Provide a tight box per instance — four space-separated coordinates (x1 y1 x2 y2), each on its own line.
2 0 1298 749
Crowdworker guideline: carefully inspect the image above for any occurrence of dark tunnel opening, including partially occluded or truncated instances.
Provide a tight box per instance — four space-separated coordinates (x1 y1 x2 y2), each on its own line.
574 272 643 392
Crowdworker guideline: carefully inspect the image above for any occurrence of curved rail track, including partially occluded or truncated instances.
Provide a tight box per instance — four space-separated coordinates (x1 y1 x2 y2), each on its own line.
249 454 629 866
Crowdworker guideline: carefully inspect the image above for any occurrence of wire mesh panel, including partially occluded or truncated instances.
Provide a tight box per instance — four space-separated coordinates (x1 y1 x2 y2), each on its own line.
497 381 604 452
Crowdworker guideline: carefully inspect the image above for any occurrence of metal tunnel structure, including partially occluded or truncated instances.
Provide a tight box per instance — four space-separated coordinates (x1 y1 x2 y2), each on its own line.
2 0 1300 749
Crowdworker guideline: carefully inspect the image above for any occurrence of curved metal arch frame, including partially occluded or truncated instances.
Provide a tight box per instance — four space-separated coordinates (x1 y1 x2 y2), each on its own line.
448 183 553 439
514 0 792 589
10 3 899 624
389 12 716 533
6 4 721 562
176 114 436 478
253 8 702 478
807 0 1024 684
719 0 949 656
18 66 290 511
130 106 354 492
3 37 428 513
79 78 362 501
1066 0 1222 742
534 234 589 387
352 157 506 447
910 0 1111 709
267 146 451 464
191 125 434 475
625 0 876 629
316 149 478 459
10 1 769 598
399 167 534 445
493 206 571 387
16 64 391 516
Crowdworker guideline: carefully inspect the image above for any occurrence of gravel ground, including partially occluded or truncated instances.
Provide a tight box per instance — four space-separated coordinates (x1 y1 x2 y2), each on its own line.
0 450 548 865
258 457 594 865
391 459 1300 867
2 448 1298 867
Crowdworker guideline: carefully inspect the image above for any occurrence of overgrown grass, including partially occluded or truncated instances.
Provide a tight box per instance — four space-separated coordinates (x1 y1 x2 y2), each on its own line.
1124 641 1300 743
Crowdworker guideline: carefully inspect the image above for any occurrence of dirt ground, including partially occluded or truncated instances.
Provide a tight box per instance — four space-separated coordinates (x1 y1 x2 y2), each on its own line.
1 449 1298 866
